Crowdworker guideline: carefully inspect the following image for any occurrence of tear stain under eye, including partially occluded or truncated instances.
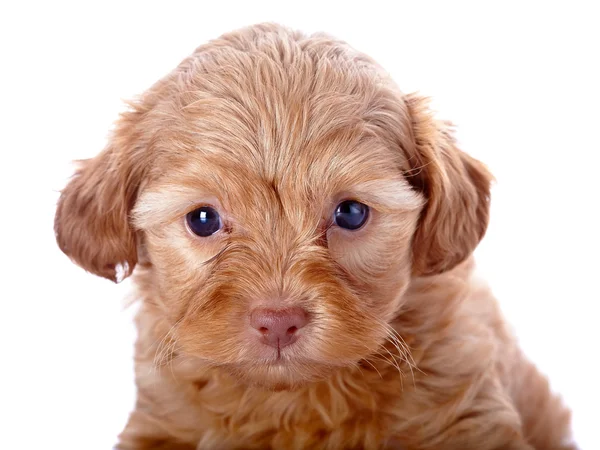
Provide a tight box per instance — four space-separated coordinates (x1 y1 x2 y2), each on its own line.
194 379 209 391
314 222 331 248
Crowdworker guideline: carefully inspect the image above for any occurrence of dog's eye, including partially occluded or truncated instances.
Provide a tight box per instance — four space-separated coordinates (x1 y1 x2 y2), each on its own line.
186 206 222 237
333 200 369 230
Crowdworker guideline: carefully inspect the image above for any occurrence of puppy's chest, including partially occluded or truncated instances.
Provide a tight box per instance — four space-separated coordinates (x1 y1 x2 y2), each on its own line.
182 374 401 449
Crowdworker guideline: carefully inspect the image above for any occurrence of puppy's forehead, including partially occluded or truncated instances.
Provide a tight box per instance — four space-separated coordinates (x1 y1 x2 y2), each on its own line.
161 55 405 184
136 34 422 228
158 99 406 214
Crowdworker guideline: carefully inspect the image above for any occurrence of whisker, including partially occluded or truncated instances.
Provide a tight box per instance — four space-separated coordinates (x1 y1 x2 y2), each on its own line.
152 318 184 378
381 346 405 389
360 358 383 379
384 325 412 363
383 326 422 389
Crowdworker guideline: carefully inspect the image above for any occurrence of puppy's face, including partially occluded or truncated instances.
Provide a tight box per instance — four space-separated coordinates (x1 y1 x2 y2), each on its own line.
55 24 492 389
131 112 424 388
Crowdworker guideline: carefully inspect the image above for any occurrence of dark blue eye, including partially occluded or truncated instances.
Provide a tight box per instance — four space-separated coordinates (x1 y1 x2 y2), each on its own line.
186 206 222 237
334 200 369 230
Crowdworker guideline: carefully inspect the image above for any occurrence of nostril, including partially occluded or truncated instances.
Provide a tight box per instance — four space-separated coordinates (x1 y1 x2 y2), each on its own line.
250 307 309 349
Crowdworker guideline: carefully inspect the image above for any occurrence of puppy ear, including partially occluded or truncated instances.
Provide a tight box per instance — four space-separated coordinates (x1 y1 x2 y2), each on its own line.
404 93 493 276
54 109 150 282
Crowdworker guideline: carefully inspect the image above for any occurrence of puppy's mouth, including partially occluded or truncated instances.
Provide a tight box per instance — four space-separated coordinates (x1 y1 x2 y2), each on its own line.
228 358 334 390
217 341 341 390
252 338 302 362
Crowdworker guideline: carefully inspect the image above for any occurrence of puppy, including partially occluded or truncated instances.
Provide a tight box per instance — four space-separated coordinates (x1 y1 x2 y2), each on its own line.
55 23 574 450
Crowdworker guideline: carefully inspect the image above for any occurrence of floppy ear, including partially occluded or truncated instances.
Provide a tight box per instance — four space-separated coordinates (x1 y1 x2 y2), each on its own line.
54 54 207 281
403 93 493 276
54 109 151 282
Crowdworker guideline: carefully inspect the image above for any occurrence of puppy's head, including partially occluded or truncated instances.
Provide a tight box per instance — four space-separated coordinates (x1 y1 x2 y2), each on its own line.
55 24 492 389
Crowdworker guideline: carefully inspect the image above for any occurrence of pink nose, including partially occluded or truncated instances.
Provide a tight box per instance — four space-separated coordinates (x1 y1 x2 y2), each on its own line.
250 307 308 349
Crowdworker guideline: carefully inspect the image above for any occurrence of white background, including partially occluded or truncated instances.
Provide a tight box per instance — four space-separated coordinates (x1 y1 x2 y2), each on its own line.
1 1 598 449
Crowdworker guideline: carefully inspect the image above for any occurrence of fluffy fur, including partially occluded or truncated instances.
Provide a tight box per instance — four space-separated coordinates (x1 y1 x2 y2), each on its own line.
55 24 574 449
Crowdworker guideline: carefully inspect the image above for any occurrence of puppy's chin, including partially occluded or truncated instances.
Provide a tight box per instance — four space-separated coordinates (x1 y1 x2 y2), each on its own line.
225 360 339 391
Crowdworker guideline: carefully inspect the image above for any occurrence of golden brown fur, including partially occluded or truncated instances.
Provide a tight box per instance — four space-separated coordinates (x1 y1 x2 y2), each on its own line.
55 24 574 449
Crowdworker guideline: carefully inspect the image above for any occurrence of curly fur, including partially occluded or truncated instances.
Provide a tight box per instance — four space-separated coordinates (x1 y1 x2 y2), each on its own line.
55 23 574 449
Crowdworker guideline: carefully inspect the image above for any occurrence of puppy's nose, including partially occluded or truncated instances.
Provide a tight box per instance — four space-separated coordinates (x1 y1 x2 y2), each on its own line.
250 307 308 349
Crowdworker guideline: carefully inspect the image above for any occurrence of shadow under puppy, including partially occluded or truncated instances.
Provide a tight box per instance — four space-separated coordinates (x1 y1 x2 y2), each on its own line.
55 23 574 450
